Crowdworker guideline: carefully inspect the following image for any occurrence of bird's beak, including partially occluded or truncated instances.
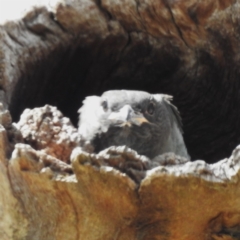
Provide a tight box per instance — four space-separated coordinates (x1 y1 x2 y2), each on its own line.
129 116 149 126
108 105 149 127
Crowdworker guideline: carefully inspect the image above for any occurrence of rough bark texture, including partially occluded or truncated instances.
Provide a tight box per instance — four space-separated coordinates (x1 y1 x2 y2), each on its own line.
1 0 240 239
3 126 240 240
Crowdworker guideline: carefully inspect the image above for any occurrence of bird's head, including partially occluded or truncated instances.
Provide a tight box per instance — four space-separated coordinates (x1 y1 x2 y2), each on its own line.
101 90 153 129
98 90 181 132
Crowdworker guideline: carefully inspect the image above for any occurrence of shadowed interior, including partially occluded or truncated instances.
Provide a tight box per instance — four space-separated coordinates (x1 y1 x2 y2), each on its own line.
9 33 240 164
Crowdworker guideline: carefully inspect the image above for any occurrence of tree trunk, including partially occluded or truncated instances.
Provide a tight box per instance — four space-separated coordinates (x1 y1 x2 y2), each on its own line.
0 0 240 239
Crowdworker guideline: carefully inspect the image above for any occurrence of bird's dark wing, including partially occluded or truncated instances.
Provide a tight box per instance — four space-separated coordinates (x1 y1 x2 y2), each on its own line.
162 94 184 134
153 94 189 159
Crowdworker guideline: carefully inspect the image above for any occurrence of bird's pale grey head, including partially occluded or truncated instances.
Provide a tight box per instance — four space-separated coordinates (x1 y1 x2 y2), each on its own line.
78 90 189 159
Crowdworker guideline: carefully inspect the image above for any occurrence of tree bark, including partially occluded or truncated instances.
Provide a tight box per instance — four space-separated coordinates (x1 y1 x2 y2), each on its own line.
0 0 240 239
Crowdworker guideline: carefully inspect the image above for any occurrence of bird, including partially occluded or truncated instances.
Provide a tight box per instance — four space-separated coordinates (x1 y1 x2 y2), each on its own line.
78 90 189 160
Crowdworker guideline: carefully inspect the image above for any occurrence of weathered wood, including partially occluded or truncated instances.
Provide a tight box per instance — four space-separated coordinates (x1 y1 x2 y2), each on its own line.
0 0 240 239
1 139 240 240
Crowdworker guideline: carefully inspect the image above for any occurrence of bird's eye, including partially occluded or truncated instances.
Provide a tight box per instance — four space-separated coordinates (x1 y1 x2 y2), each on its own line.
147 102 155 115
101 100 108 111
